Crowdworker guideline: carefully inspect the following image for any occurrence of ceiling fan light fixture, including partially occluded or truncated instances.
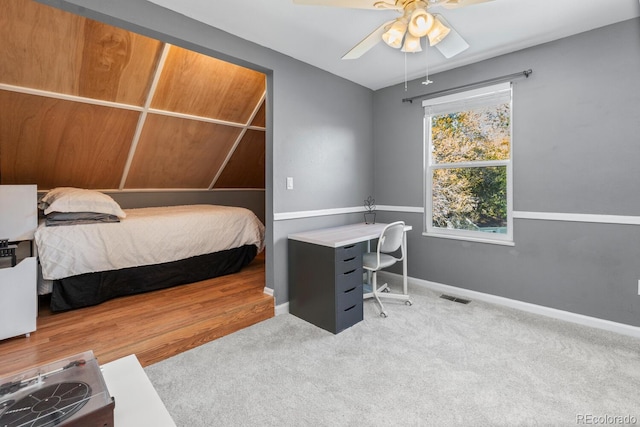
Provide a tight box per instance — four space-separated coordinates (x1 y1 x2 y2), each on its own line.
382 19 407 49
401 33 422 53
407 9 434 38
426 15 451 46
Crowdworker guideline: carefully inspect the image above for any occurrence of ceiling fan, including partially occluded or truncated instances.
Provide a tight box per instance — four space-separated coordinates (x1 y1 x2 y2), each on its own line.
293 0 492 60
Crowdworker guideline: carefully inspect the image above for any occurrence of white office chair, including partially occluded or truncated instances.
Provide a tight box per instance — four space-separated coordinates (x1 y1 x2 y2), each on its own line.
363 221 412 318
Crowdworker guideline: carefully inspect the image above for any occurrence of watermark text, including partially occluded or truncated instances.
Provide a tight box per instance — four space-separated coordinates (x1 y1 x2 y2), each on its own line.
577 414 637 425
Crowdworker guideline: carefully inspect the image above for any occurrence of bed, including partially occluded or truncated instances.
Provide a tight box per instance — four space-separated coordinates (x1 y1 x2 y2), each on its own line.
34 188 265 312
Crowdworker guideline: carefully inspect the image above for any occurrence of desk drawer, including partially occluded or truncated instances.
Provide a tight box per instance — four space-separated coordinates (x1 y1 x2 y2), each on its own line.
337 283 363 311
336 255 360 275
336 243 361 261
336 300 363 333
336 267 362 293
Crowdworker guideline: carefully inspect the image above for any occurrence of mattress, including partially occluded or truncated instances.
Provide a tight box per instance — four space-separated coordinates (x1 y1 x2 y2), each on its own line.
35 204 265 281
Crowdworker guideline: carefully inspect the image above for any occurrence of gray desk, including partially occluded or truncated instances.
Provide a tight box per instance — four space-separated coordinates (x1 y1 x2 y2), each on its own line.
288 223 411 333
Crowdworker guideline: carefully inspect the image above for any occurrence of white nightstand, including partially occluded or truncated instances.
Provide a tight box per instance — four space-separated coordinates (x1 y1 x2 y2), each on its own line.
0 185 38 341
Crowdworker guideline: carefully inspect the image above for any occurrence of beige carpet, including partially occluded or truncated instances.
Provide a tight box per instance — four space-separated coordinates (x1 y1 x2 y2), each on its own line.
145 281 640 426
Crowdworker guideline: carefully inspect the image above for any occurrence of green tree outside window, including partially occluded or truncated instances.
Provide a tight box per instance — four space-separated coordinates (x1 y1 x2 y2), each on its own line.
430 103 511 234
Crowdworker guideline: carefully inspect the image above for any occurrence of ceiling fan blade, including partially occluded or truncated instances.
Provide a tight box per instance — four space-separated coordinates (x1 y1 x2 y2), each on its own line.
293 0 399 10
432 15 469 58
342 20 394 59
439 0 494 9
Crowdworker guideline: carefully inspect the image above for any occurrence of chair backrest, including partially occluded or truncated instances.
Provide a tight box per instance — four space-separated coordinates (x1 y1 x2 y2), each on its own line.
378 221 405 255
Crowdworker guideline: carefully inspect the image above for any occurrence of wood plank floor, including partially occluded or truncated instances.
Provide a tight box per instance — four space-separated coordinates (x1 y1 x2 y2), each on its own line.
0 252 272 376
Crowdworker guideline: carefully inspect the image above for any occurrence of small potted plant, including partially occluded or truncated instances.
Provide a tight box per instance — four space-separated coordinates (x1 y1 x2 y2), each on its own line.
364 196 376 224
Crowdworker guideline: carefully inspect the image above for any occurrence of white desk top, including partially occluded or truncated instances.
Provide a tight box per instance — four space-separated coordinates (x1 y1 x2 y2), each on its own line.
288 222 412 248
101 355 176 427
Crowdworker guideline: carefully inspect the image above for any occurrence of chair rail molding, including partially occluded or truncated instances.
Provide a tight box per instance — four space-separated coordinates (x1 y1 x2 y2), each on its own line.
513 211 640 226
275 205 640 225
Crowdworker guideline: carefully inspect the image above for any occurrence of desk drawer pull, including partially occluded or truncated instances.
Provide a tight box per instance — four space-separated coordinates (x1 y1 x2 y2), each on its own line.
338 283 363 310
344 304 356 312
337 243 362 261
338 256 360 274
337 267 362 292
343 256 356 262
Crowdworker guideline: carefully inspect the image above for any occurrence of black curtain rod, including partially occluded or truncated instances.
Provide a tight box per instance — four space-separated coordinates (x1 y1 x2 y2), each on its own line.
401 69 533 104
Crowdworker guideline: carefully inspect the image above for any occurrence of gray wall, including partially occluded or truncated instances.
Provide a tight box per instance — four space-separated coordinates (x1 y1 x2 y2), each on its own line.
38 0 374 304
373 17 640 327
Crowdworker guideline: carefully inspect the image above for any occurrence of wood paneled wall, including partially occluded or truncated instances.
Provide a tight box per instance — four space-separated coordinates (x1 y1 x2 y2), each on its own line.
0 0 266 191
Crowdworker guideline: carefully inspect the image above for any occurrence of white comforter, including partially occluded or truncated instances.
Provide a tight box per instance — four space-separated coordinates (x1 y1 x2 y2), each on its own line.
35 205 265 280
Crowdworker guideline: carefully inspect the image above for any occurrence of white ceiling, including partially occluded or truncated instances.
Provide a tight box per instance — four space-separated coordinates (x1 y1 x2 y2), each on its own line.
147 0 640 90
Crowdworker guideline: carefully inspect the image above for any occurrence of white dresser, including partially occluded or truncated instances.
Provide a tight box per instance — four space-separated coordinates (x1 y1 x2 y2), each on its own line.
0 184 38 341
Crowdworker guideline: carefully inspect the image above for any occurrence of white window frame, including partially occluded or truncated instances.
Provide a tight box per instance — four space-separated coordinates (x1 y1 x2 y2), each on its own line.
423 82 514 246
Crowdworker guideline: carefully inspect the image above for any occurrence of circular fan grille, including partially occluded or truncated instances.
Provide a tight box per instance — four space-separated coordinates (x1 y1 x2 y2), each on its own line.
0 381 91 427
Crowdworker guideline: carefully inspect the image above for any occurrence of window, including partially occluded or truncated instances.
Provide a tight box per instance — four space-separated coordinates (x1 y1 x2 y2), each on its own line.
423 82 513 244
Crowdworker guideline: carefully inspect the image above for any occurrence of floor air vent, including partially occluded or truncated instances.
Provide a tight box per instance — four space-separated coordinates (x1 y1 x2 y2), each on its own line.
440 294 471 304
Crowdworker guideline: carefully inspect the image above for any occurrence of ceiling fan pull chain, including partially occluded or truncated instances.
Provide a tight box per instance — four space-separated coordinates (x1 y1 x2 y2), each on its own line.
404 52 408 91
423 44 434 86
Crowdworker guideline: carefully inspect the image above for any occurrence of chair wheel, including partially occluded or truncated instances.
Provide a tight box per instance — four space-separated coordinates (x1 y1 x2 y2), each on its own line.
382 288 390 293
405 300 412 306
380 311 388 318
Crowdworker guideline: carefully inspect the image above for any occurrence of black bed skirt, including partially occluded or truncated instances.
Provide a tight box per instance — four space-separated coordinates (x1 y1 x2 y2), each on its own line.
50 245 258 312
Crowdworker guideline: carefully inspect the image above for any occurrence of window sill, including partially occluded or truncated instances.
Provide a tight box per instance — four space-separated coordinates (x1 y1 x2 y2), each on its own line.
422 232 515 246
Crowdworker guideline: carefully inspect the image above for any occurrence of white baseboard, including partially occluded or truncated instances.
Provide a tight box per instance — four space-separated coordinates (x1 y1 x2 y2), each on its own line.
275 272 640 338
379 272 640 339
265 287 289 315
275 302 289 316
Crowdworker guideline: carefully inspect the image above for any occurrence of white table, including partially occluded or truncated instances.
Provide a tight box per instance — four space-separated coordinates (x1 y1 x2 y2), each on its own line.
101 355 176 427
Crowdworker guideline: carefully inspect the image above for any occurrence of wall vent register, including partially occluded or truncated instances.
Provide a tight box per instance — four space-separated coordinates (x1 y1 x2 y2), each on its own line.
440 294 471 304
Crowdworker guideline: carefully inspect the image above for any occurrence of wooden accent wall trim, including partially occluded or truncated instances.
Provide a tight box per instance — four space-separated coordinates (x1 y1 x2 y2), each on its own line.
213 130 266 189
118 43 171 189
124 115 241 188
250 102 266 128
148 108 266 130
0 83 144 112
2 0 267 191
151 46 266 124
0 0 163 105
0 91 139 189
208 92 266 189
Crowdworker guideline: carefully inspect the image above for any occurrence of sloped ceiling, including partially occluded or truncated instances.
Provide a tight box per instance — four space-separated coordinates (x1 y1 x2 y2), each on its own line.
0 0 266 191
147 0 640 91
